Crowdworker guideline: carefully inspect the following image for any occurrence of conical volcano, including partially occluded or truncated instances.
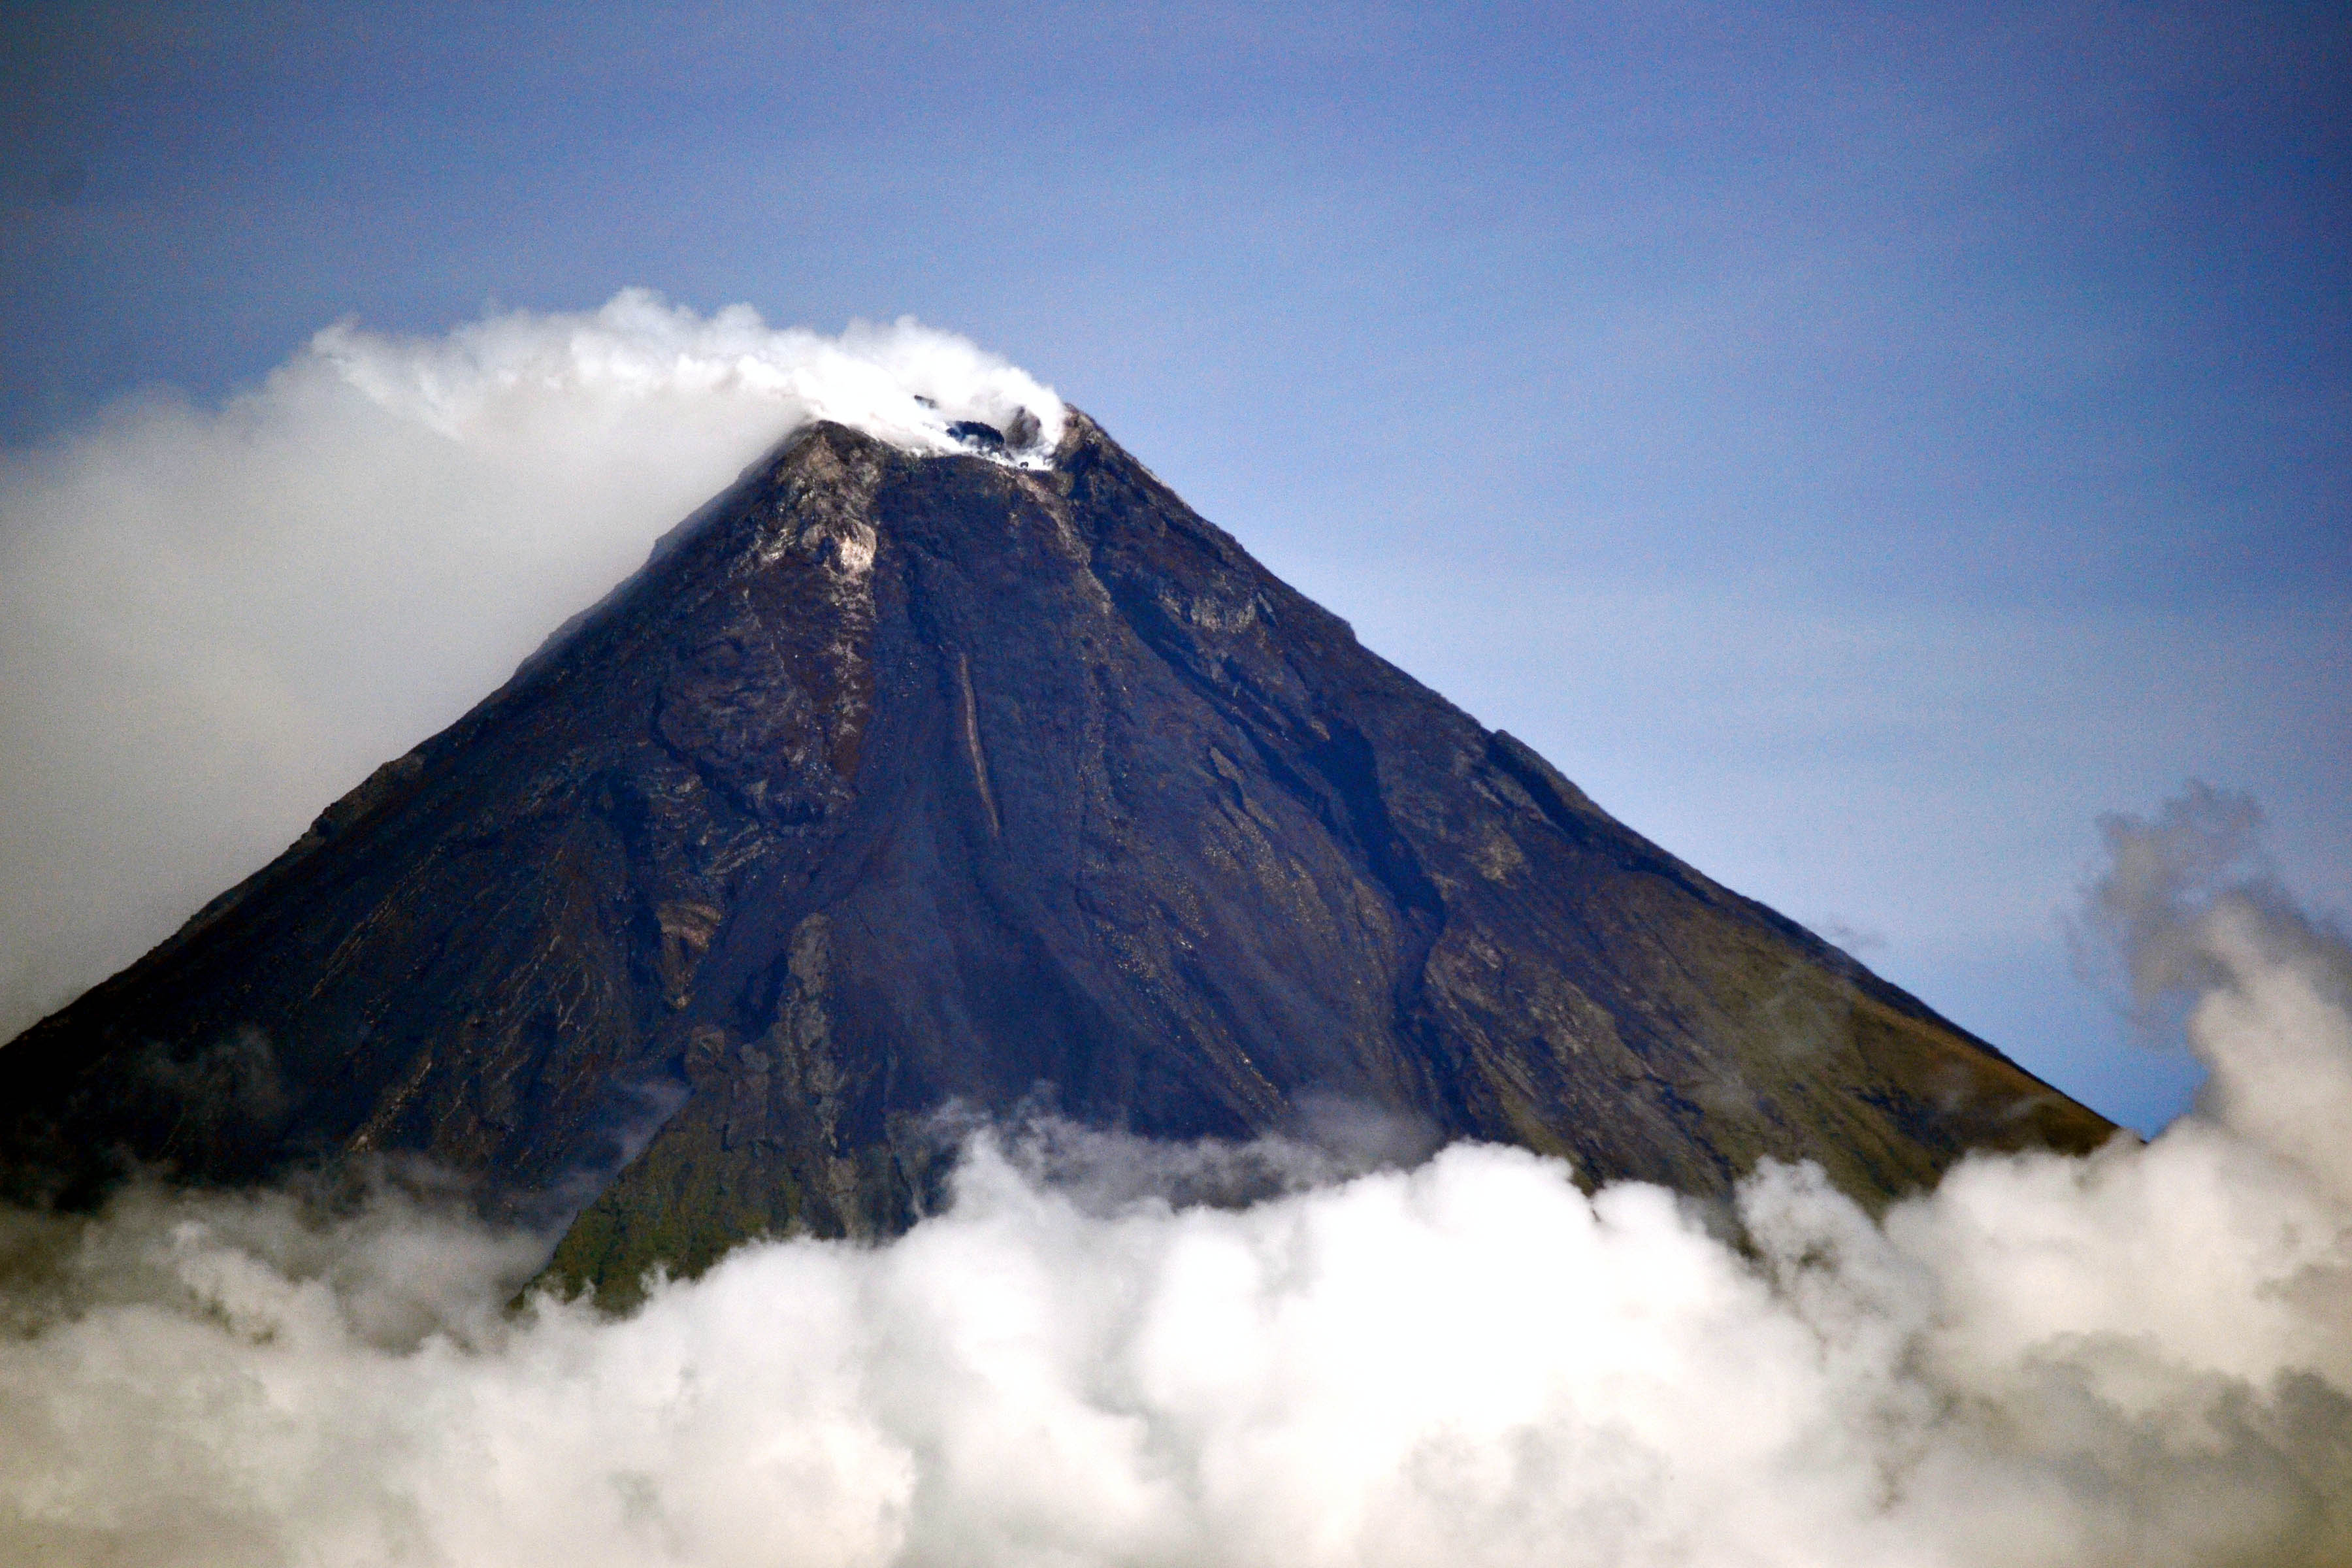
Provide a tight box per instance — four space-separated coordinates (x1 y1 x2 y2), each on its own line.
0 411 2112 1291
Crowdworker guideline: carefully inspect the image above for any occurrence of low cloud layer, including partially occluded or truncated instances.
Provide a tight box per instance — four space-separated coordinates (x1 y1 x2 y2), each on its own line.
0 291 1064 1037
2 791 2347 1566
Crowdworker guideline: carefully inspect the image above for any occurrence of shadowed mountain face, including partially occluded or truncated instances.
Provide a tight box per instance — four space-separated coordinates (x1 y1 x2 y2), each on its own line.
0 414 2112 1293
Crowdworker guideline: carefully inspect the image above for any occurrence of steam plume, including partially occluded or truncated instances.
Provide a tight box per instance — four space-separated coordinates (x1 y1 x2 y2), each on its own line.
0 291 1062 1039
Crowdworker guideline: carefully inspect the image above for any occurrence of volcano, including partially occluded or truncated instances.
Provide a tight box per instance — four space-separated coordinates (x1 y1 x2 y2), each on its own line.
0 410 2112 1294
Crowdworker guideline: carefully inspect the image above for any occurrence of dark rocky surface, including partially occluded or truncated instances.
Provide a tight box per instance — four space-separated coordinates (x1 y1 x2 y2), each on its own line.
0 412 2115 1298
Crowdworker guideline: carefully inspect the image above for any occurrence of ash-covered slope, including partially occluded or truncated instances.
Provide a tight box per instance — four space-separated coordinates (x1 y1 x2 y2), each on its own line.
0 412 2112 1292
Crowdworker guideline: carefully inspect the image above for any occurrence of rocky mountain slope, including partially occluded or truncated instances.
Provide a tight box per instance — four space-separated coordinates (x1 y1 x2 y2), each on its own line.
0 411 2113 1294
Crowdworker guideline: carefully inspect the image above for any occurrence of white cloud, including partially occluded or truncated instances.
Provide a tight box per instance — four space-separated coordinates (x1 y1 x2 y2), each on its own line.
2 791 2347 1566
0 291 1064 1037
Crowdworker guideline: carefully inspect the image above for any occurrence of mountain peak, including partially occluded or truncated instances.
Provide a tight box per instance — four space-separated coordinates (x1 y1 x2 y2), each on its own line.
0 410 2112 1299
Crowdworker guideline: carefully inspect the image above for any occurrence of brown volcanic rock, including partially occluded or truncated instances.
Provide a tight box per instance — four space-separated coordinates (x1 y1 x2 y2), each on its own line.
0 412 2113 1293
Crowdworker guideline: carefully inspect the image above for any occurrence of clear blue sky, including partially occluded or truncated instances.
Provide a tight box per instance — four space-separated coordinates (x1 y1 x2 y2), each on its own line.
3 0 2345 1131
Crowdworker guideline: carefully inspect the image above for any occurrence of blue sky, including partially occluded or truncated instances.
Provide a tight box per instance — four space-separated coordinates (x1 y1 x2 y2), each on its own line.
3 0 2345 1131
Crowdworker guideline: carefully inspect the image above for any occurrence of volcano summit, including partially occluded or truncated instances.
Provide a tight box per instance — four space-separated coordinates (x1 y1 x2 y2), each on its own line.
0 407 2112 1294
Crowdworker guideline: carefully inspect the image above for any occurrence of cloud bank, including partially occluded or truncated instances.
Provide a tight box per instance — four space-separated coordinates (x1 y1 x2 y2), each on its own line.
2 791 2347 1566
0 291 1064 1038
